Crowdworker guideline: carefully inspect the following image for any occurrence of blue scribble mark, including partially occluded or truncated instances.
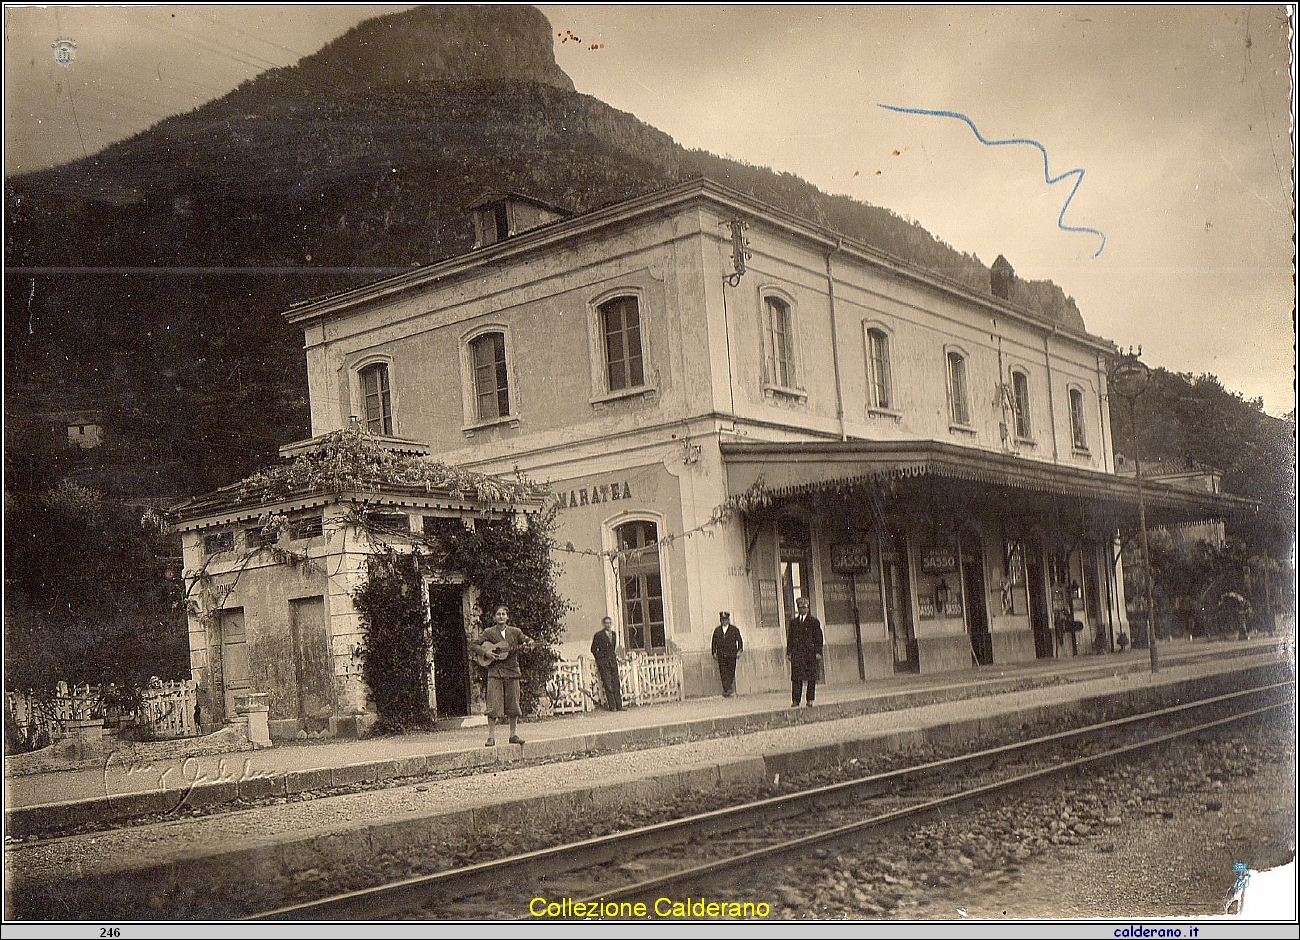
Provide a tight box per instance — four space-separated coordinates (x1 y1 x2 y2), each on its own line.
877 104 1106 257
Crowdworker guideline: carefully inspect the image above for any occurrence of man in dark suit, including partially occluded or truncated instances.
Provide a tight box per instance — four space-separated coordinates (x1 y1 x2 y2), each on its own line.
711 611 744 696
787 596 824 706
590 616 623 710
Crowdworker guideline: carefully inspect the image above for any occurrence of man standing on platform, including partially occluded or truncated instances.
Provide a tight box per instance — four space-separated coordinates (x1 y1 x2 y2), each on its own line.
787 596 824 706
590 616 623 711
477 605 536 747
711 611 743 697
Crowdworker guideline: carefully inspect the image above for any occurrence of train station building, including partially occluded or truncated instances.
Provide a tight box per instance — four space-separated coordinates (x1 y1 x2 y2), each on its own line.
237 178 1252 714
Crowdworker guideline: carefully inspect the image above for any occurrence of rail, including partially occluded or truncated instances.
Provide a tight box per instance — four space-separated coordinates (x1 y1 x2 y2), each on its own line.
250 679 1293 920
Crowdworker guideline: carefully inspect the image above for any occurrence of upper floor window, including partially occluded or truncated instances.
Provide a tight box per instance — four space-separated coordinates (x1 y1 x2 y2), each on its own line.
1069 387 1089 451
360 363 393 435
866 327 893 410
600 296 645 392
471 331 510 422
947 350 971 426
1011 369 1033 440
764 295 796 388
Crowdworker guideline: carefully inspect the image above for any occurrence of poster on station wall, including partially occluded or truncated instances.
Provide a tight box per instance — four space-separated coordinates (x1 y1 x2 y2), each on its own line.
857 579 883 623
823 577 854 623
757 579 780 629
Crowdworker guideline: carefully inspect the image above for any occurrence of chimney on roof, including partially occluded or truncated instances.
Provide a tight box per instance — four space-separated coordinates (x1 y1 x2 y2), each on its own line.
990 255 1015 300
467 190 570 249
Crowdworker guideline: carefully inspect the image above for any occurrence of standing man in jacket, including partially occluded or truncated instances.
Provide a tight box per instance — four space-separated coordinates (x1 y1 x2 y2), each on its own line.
711 611 743 697
477 605 536 747
787 596 824 706
590 616 623 711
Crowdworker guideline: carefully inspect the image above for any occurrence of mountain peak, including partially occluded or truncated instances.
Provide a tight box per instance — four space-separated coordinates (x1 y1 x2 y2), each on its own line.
294 5 575 93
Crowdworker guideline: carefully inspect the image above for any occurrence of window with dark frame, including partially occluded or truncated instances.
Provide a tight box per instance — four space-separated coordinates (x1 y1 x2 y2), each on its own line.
360 363 393 435
947 351 970 426
245 525 279 550
290 513 324 541
1069 387 1089 450
600 296 645 392
203 530 234 555
471 332 510 421
1012 370 1032 439
366 511 410 533
765 296 795 388
617 520 666 652
867 327 893 409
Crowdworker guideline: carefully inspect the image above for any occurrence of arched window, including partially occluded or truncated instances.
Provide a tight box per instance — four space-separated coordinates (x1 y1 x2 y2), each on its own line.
470 331 510 421
1011 369 1033 440
1069 387 1089 450
866 327 893 410
764 295 796 388
599 295 645 392
947 350 970 426
359 362 393 435
616 520 666 651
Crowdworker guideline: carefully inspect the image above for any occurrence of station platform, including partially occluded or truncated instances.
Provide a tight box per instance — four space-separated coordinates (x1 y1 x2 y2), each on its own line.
4 636 1291 829
3 637 1293 919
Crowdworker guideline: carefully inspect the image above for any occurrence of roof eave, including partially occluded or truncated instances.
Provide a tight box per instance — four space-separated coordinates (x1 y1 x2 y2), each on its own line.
280 179 1115 352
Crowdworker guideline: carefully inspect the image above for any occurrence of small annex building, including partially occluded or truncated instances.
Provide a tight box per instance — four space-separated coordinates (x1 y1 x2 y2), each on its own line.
173 429 544 739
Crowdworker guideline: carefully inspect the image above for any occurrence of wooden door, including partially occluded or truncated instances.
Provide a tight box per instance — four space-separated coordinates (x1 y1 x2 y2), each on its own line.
219 608 250 720
290 596 334 730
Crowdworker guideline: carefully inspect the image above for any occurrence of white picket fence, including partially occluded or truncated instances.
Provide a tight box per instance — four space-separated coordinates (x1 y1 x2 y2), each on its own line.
6 678 199 744
546 650 684 714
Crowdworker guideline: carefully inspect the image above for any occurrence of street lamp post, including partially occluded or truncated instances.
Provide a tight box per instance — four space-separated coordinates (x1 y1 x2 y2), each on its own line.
1110 348 1158 674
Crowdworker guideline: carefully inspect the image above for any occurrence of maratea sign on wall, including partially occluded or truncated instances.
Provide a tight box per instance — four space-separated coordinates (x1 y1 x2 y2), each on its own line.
555 480 633 509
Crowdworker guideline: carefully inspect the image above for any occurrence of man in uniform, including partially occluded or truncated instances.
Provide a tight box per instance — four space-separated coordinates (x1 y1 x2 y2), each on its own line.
711 611 744 697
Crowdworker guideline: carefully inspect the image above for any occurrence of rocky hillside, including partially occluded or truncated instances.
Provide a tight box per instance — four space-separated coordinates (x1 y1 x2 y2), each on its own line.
5 4 1084 494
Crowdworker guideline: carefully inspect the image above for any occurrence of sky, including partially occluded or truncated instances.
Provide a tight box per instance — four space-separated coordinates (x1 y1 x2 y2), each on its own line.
4 4 1296 416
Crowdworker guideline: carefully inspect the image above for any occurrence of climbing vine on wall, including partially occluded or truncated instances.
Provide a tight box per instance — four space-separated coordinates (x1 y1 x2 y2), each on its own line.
352 549 434 731
185 427 568 722
235 424 541 506
420 507 572 715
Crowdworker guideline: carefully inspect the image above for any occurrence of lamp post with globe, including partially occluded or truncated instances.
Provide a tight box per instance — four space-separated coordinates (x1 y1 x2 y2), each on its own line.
1110 347 1158 673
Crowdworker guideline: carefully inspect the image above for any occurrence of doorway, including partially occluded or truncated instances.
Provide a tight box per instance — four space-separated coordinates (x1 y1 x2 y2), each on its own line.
1082 548 1104 651
215 607 250 721
1028 556 1053 658
289 596 333 732
882 533 918 673
428 583 470 718
961 538 993 666
779 516 814 623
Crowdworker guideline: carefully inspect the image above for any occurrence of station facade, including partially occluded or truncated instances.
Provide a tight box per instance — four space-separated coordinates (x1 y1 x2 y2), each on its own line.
283 179 1245 700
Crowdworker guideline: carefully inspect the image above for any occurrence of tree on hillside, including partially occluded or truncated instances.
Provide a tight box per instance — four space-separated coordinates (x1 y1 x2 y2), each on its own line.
4 483 188 691
1108 369 1295 556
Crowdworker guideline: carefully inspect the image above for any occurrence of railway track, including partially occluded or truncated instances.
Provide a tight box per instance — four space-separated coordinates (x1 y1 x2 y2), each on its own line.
251 679 1294 920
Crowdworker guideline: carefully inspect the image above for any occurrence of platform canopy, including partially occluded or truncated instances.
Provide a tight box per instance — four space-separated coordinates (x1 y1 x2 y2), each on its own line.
721 440 1259 530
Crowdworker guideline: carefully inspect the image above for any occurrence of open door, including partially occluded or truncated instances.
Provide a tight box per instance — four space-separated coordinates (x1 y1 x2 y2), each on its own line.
428 583 470 718
1028 557 1053 658
961 537 993 666
882 533 919 673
